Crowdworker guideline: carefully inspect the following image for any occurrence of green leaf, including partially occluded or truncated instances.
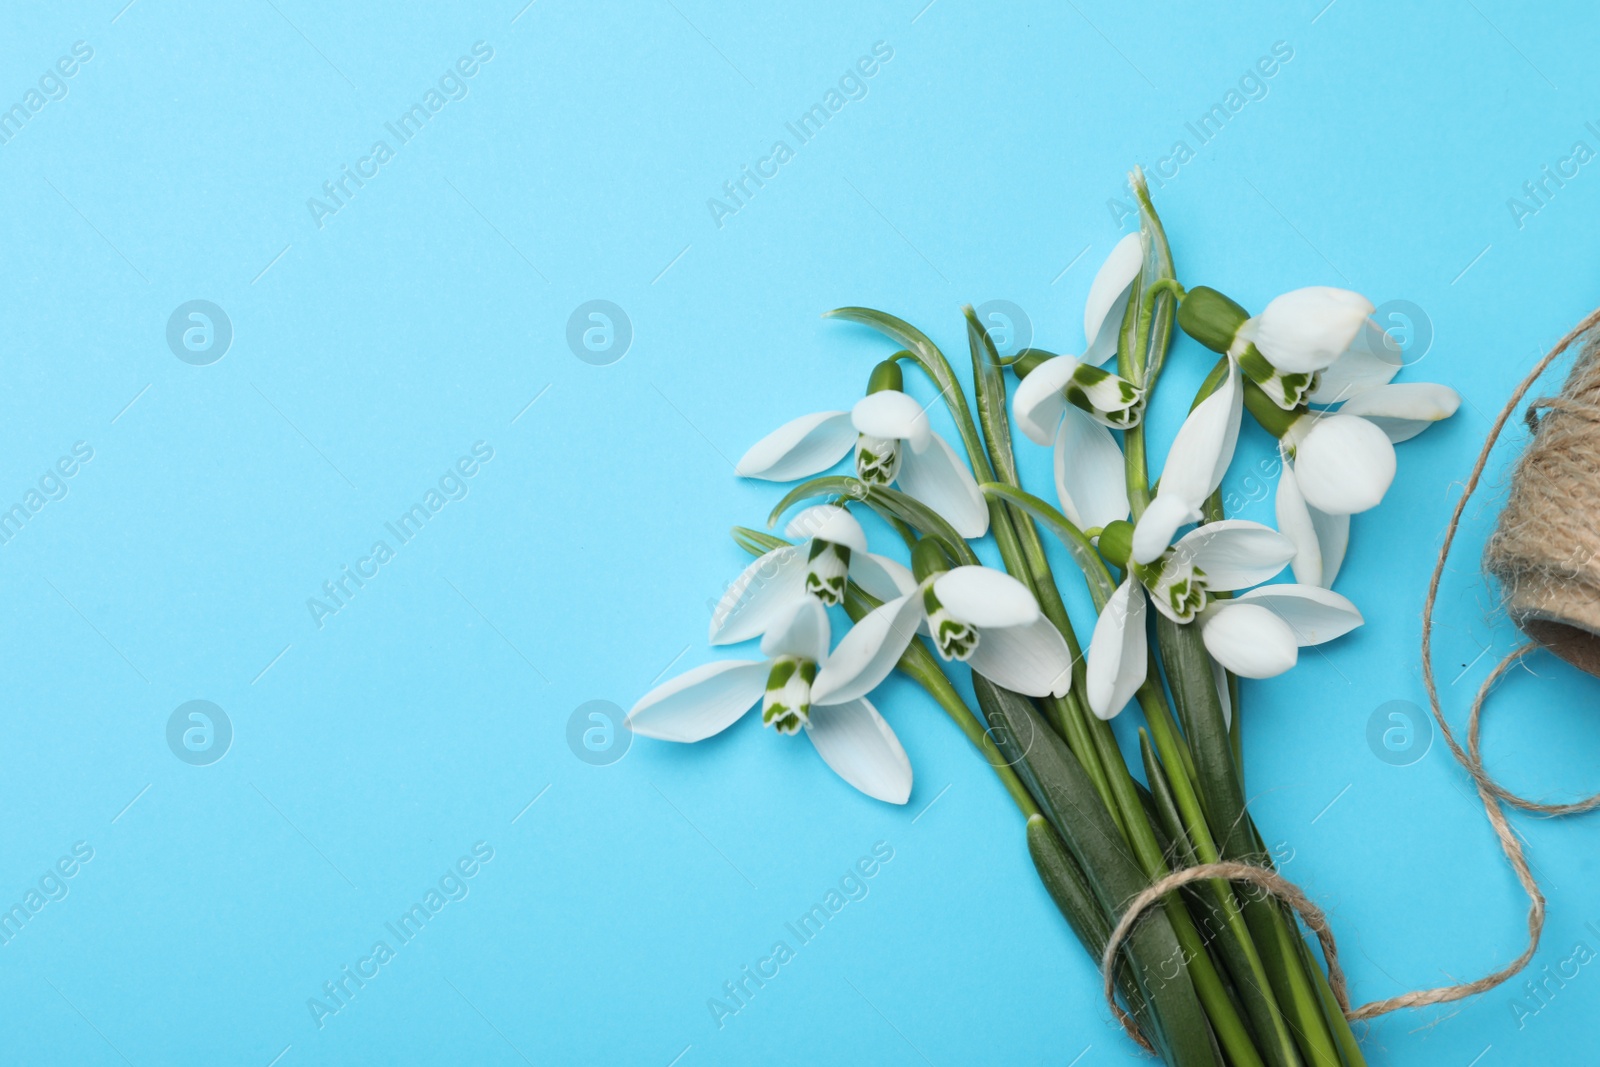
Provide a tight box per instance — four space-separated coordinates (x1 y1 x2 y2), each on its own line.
1155 617 1253 859
733 525 787 557
975 677 1224 1067
964 305 1019 485
1026 815 1155 1041
762 474 976 566
765 476 867 529
1140 731 1197 869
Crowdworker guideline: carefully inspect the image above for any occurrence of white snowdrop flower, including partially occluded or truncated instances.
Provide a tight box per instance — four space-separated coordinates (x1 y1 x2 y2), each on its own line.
630 600 912 804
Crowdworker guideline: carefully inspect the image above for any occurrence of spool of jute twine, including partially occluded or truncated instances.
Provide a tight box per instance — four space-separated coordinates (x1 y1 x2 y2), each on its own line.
1100 308 1600 1053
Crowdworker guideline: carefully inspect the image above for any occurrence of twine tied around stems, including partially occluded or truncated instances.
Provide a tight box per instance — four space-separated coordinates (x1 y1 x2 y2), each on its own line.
1101 309 1600 1051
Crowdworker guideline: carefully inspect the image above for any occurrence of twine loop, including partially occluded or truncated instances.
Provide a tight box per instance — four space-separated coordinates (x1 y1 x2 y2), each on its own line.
1100 862 1348 1053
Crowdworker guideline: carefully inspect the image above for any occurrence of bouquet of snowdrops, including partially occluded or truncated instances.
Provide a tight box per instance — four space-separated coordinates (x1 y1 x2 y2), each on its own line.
628 170 1458 1066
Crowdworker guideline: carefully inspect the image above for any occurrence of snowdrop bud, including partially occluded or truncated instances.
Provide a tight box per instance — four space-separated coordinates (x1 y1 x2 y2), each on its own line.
1177 286 1250 354
1097 520 1134 567
1250 287 1374 374
866 359 904 394
910 539 953 583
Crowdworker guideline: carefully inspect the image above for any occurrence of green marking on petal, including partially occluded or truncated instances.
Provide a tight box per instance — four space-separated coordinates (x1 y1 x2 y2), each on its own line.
1067 365 1146 428
854 433 901 485
922 583 979 661
1142 554 1210 623
762 657 816 734
1238 345 1277 386
1073 363 1112 387
805 540 851 605
1241 345 1318 411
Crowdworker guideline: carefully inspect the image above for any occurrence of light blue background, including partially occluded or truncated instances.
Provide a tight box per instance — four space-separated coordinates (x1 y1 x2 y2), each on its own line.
1 1 1597 1064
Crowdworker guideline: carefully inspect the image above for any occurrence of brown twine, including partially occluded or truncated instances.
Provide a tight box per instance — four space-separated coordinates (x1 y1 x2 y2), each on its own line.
1485 319 1600 679
1100 863 1351 1053
1100 308 1600 1051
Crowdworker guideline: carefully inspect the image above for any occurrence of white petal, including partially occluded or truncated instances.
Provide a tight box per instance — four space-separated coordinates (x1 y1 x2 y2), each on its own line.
1311 506 1349 586
810 593 923 705
1292 415 1396 515
785 504 868 553
1336 383 1460 443
932 566 1039 628
1086 577 1147 720
760 599 831 662
851 551 917 603
1134 364 1242 562
1084 233 1142 365
1275 463 1349 587
710 545 808 645
1199 604 1299 679
1053 406 1129 530
1275 462 1322 587
735 411 857 481
896 433 989 537
1012 355 1081 445
1130 495 1195 565
1213 658 1233 730
627 660 767 741
1171 519 1295 592
805 697 912 804
1252 287 1374 374
1307 319 1402 405
1234 585 1363 646
851 390 931 451
965 615 1074 698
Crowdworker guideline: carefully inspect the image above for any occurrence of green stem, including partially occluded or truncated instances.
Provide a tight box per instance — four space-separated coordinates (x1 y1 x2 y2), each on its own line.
1138 678 1199 795
1140 731 1197 868
902 648 1040 819
1229 671 1244 778
1158 617 1346 1067
1027 815 1158 1046
978 483 1118 608
1305 935 1366 1065
1125 425 1152 520
965 313 1124 832
1106 743 1267 1067
1146 696 1306 1066
1070 710 1272 1067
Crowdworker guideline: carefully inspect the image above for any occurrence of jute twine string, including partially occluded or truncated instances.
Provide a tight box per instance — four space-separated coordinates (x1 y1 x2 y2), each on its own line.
1100 863 1351 1052
1100 308 1600 1051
